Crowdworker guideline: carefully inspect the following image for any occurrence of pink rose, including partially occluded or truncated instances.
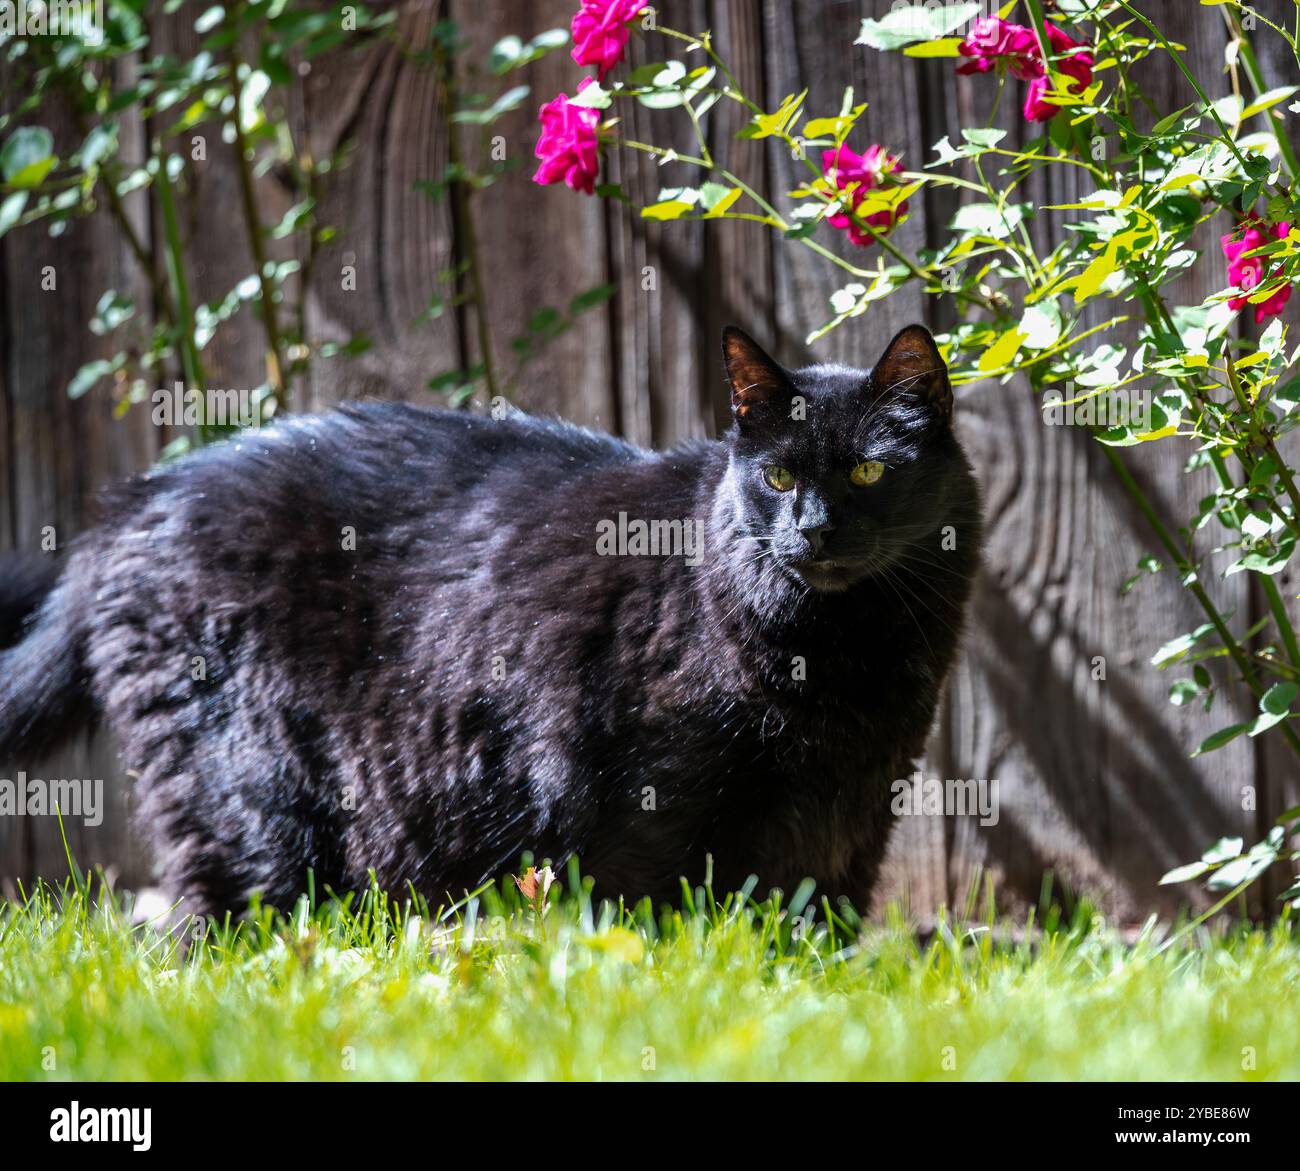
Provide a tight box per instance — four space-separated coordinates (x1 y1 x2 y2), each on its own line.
958 17 1094 122
533 78 602 195
571 0 645 81
958 17 1041 79
1023 76 1056 122
1046 23 1094 90
822 143 908 246
1222 220 1294 324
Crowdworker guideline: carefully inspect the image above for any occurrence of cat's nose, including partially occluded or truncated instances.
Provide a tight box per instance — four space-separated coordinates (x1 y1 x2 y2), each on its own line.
799 522 834 556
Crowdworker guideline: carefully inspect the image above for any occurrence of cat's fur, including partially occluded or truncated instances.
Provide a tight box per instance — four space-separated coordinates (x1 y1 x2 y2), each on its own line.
0 325 981 917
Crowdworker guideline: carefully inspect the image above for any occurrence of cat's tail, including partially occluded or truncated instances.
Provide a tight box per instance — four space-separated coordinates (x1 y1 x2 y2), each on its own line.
0 552 62 648
0 556 92 760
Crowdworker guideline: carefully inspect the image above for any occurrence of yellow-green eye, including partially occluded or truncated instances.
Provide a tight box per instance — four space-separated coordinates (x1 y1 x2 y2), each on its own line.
851 460 885 487
764 466 796 492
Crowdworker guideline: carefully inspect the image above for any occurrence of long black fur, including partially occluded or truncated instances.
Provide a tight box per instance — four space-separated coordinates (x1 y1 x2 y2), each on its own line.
0 552 63 648
0 325 981 917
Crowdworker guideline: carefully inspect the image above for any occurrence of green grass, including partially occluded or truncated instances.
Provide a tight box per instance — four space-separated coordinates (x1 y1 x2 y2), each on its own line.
2 869 1298 1081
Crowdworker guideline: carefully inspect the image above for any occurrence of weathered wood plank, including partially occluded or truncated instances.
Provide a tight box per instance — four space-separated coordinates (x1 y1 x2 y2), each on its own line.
0 62 155 888
452 0 617 427
297 0 462 409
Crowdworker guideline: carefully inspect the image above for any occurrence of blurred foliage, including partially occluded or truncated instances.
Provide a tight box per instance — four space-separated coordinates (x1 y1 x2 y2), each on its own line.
0 1 608 449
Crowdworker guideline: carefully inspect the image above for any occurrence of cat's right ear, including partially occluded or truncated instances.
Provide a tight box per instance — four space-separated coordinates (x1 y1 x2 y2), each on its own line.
722 326 789 424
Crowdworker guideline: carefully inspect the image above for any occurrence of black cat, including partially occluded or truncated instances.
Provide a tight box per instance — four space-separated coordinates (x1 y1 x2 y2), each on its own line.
0 324 981 917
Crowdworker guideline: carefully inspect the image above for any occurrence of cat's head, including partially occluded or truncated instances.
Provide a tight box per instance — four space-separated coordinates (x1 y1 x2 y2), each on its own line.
721 323 969 594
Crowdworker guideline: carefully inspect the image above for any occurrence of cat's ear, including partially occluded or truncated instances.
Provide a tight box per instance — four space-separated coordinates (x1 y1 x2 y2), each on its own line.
722 326 790 424
872 324 952 421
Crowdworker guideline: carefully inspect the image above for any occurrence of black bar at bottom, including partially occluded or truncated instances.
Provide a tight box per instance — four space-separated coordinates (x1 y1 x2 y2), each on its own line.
1 1079 1290 1154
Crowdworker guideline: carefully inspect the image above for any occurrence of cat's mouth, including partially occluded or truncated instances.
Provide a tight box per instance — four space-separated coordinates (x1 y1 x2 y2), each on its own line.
787 556 859 592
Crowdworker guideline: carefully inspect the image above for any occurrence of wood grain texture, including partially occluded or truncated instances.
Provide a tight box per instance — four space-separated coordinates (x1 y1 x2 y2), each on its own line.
1 0 1294 920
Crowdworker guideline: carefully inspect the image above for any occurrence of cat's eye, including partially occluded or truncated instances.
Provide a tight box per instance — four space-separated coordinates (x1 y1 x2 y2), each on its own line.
763 465 796 492
851 460 886 487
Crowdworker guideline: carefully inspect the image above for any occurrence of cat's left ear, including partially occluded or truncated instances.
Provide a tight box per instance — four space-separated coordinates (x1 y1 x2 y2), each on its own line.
872 324 952 422
722 326 790 424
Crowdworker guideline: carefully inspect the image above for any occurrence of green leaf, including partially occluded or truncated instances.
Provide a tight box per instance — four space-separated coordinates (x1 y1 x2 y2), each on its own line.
641 200 695 221
488 34 525 73
270 198 315 240
747 90 806 139
489 29 568 75
960 128 1008 149
568 283 615 314
627 60 680 87
697 181 732 210
1159 861 1210 885
1152 624 1216 668
1192 724 1250 756
1242 85 1299 119
979 328 1025 372
903 38 964 58
1261 682 1297 717
1202 837 1243 865
950 201 1026 240
67 359 115 400
452 85 531 123
1 127 55 188
195 5 224 34
79 124 118 169
1168 680 1200 707
1151 104 1197 136
0 191 27 237
1274 804 1300 826
1019 303 1062 350
1247 682 1297 737
1207 846 1276 891
90 290 134 335
633 61 693 110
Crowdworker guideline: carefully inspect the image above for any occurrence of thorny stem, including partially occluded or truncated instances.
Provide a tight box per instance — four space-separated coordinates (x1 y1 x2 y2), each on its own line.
1156 873 1259 955
1101 442 1300 759
73 102 186 387
621 138 712 169
435 39 500 402
1142 286 1300 684
228 38 288 412
154 153 210 442
1112 0 1255 174
1225 352 1300 537
1223 6 1300 181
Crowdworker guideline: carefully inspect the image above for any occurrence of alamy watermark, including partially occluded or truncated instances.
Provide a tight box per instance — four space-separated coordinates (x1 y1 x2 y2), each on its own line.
1041 382 1160 430
0 771 103 827
878 1 1000 39
891 770 999 827
50 1102 151 1151
595 512 704 566
151 382 271 429
0 0 105 43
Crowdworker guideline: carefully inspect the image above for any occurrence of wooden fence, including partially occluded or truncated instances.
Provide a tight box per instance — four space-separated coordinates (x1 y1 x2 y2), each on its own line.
2 0 1297 921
